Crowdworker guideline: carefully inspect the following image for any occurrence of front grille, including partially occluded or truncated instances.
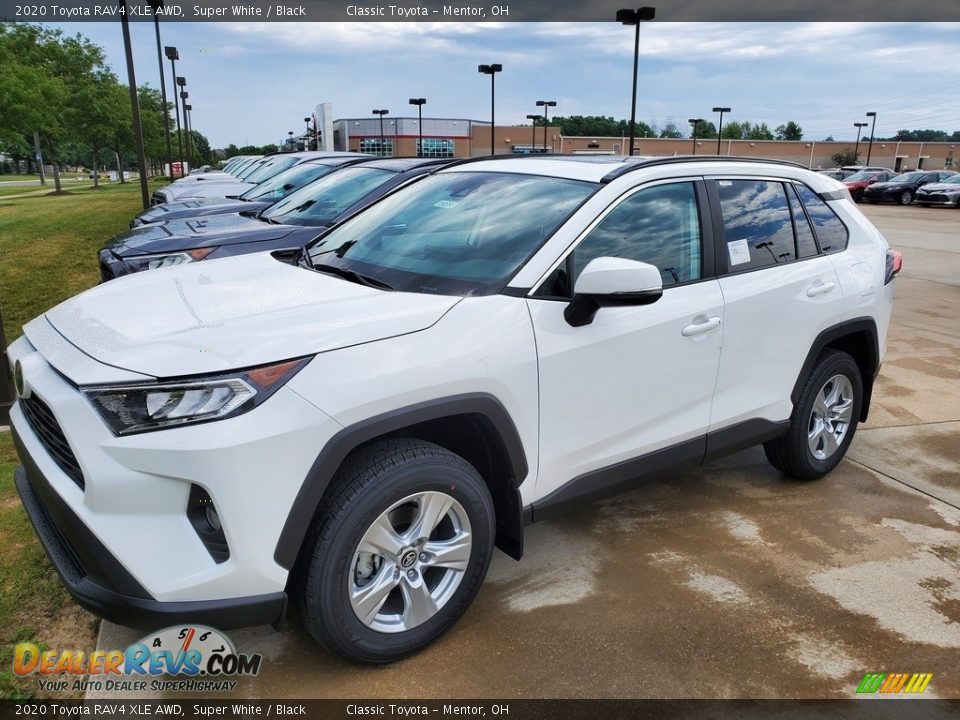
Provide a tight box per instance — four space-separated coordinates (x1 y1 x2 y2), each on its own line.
20 395 85 490
918 193 949 203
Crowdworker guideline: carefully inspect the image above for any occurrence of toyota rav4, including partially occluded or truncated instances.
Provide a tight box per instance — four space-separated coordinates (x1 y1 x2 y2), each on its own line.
9 156 898 664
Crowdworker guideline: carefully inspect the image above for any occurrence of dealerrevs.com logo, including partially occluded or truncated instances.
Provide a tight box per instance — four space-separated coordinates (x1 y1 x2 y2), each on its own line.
856 672 934 695
13 625 262 693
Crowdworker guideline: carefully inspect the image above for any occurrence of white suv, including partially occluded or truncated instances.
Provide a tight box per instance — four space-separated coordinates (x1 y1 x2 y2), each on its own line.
9 157 898 663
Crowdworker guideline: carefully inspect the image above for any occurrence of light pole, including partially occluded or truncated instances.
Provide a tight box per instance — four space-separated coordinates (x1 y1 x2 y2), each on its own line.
179 87 191 169
303 117 311 150
164 47 183 178
688 118 703 154
184 104 193 165
147 1 173 180
287 131 294 151
853 122 868 165
526 114 539 152
372 109 389 156
713 106 731 154
866 111 877 164
119 0 150 209
616 7 655 157
409 98 426 157
478 64 502 156
536 100 557 152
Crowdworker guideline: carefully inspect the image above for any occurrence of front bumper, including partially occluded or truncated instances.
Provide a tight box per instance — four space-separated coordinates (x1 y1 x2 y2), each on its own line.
8 334 343 629
915 192 960 206
98 249 129 282
13 427 286 630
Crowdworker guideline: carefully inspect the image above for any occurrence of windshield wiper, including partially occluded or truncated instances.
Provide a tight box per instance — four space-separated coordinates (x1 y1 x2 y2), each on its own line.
311 262 393 290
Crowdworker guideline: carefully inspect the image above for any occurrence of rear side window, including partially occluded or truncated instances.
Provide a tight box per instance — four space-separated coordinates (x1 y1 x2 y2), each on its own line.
716 180 795 270
794 184 849 254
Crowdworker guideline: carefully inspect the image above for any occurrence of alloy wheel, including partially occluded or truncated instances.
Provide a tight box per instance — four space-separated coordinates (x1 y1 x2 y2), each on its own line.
349 491 472 633
807 374 855 460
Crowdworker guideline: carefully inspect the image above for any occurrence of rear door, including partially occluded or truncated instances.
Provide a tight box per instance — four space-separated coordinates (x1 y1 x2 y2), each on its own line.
707 177 847 430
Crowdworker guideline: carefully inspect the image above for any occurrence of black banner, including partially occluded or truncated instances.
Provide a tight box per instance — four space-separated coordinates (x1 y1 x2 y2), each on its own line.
1 0 959 23
2 700 960 720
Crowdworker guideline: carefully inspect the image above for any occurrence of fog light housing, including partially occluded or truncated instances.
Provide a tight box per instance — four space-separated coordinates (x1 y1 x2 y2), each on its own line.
187 485 229 564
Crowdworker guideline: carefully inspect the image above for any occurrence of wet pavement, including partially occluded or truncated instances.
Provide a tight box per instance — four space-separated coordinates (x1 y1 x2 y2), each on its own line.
94 204 959 699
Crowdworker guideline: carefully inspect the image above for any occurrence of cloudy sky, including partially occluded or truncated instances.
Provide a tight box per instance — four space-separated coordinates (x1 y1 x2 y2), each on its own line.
50 21 960 148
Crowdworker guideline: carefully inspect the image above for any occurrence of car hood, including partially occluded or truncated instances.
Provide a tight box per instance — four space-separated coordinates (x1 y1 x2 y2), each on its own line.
104 214 297 255
163 181 254 201
867 181 912 190
42 252 461 378
917 183 960 192
136 197 231 222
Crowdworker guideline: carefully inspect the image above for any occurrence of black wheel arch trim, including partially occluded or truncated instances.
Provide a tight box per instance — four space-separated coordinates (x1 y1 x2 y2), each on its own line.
274 393 529 569
792 317 879 421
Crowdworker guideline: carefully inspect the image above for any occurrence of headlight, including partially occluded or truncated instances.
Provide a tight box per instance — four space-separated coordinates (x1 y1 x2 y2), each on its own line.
82 358 311 435
122 247 217 272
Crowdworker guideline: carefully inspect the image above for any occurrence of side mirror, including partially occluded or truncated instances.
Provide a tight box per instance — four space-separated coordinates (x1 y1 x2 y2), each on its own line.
564 257 663 327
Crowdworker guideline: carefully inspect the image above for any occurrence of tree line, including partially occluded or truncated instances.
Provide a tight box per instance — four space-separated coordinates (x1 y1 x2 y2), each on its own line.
0 23 212 189
536 115 804 141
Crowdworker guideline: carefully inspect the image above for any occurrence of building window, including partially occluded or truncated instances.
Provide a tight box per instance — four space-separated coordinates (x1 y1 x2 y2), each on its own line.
417 138 455 158
360 138 394 157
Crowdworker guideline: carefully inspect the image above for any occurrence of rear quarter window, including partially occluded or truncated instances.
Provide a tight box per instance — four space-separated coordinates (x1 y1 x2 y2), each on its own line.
794 184 849 254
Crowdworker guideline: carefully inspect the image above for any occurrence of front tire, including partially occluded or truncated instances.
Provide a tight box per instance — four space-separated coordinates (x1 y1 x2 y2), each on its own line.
853 189 864 203
298 439 495 664
898 189 914 205
764 350 862 481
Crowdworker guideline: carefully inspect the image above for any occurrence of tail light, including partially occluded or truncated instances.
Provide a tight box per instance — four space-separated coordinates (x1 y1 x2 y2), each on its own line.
885 249 903 285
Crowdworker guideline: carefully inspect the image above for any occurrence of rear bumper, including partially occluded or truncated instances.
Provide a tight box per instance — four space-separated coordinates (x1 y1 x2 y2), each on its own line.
12 426 286 631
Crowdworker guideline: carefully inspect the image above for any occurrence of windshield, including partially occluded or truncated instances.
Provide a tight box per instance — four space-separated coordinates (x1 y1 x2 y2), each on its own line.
891 172 923 183
305 171 596 296
942 174 960 184
244 156 301 184
263 167 396 226
236 158 270 180
845 171 880 182
239 162 339 202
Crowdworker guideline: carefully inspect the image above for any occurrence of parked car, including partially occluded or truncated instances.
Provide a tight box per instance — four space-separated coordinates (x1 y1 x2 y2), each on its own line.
863 170 955 205
10 156 898 664
152 152 358 206
843 170 896 203
818 168 854 181
131 156 369 227
100 157 451 280
914 173 960 207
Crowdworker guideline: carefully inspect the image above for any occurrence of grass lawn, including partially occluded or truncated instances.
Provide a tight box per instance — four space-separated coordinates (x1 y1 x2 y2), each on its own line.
0 180 165 698
0 174 42 183
0 181 163 342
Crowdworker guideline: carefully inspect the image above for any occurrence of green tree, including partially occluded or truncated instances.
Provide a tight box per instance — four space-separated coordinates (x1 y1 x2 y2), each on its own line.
775 121 803 140
746 122 775 140
721 120 745 140
658 119 683 139
831 148 858 166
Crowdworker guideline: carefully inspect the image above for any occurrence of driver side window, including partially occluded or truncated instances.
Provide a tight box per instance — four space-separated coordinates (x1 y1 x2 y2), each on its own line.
535 181 703 298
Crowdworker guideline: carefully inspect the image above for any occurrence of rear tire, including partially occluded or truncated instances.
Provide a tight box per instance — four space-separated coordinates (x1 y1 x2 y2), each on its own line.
764 350 862 481
297 439 495 664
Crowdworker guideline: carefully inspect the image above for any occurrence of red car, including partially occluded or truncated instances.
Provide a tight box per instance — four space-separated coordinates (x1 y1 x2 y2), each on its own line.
844 170 895 203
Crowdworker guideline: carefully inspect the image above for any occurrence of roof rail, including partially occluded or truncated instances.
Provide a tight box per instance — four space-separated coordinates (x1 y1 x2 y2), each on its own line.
599 155 808 184
429 153 564 174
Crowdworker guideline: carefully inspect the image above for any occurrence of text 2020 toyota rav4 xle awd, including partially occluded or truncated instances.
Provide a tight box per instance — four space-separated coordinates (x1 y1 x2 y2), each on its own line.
10 157 898 663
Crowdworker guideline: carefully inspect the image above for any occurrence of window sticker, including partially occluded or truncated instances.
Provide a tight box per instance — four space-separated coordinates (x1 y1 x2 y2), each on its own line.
728 238 751 266
433 200 458 209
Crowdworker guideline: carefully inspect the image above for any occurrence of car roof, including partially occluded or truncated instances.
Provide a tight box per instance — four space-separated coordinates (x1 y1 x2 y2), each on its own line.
346 157 456 172
437 155 811 184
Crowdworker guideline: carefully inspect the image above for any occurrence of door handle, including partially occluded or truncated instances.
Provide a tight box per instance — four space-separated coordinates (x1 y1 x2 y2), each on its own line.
681 316 722 337
806 280 835 297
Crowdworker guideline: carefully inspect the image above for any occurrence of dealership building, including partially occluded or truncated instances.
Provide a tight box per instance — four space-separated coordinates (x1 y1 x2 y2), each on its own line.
328 115 957 172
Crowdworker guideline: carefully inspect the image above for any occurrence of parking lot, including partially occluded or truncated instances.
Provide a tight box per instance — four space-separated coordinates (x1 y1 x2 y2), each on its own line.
94 203 959 699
